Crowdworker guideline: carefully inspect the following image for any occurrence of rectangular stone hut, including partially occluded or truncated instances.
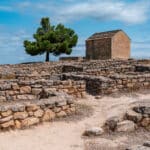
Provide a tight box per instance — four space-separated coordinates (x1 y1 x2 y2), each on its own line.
86 30 131 60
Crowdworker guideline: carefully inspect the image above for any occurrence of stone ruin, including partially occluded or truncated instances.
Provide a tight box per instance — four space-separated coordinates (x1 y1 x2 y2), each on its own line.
0 59 150 131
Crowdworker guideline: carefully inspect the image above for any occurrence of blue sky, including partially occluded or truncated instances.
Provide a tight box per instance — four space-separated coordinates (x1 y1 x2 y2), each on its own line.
0 0 150 64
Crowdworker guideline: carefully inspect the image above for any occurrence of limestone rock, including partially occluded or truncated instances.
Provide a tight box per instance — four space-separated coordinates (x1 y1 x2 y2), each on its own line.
56 100 67 107
14 112 28 120
32 88 42 95
0 84 11 90
1 110 12 117
141 118 150 127
56 111 67 118
11 104 25 112
12 83 20 90
116 120 136 132
83 127 104 136
0 115 13 123
42 109 56 121
105 116 120 131
34 109 44 118
15 120 22 129
26 104 40 111
0 120 14 128
20 86 31 94
126 109 142 123
21 117 39 127
143 141 150 147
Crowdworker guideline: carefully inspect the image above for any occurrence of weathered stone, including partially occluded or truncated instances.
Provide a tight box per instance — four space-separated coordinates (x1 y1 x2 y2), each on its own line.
1 110 12 117
32 88 42 95
0 84 11 90
14 112 28 120
56 111 67 118
11 104 25 112
141 118 150 127
143 107 150 115
83 127 104 136
70 107 76 113
17 95 36 100
56 100 67 107
0 96 6 102
105 116 120 131
1 73 16 80
143 141 150 147
42 109 56 121
0 120 14 128
20 86 32 94
116 120 136 132
21 117 39 127
62 105 69 110
28 111 34 117
0 105 9 112
0 91 5 96
26 104 40 111
15 120 22 129
34 109 44 118
12 83 20 90
126 109 142 123
133 106 150 115
53 107 61 113
0 115 13 123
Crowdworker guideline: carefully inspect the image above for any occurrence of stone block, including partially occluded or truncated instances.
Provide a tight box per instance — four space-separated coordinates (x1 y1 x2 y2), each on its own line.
126 109 142 123
56 111 67 118
83 127 104 136
0 115 13 123
141 118 150 127
20 86 32 94
42 109 56 121
34 109 44 118
21 117 39 127
15 120 22 129
14 112 28 120
116 120 136 132
26 104 40 111
1 110 12 117
0 120 14 128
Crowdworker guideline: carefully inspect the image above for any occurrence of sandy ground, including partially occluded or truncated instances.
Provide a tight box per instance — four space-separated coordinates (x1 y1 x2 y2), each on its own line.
0 91 149 150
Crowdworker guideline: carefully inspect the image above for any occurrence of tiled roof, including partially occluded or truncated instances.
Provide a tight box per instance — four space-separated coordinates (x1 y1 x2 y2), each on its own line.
87 30 122 40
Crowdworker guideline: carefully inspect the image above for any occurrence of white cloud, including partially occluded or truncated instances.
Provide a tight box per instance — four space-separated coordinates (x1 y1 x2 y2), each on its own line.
56 0 150 24
1 0 150 24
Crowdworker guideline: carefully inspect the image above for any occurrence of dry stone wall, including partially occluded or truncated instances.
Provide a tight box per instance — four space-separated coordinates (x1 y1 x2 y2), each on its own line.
0 79 85 102
0 94 75 130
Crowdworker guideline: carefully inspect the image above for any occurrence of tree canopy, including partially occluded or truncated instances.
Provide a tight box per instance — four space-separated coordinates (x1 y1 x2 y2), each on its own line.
24 17 78 61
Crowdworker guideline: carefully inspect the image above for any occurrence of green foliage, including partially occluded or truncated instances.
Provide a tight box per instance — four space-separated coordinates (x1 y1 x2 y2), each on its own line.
24 17 78 61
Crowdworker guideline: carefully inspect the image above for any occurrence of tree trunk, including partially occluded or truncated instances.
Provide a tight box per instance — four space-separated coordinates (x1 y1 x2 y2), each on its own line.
45 52 49 62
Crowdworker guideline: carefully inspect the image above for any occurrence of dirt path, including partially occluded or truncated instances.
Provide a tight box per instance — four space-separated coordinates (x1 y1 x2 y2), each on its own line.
0 91 149 150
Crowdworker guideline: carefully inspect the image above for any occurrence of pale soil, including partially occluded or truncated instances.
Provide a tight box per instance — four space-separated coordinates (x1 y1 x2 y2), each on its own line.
0 91 150 150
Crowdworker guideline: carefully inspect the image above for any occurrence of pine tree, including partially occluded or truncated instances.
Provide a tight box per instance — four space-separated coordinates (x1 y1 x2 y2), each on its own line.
24 17 78 61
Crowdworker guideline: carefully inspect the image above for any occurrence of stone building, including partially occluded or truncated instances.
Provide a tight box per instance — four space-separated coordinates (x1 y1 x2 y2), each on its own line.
86 30 131 60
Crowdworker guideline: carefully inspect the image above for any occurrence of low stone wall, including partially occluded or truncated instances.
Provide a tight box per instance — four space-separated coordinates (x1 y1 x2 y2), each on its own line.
0 79 86 102
0 95 75 130
0 64 62 80
62 73 150 95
